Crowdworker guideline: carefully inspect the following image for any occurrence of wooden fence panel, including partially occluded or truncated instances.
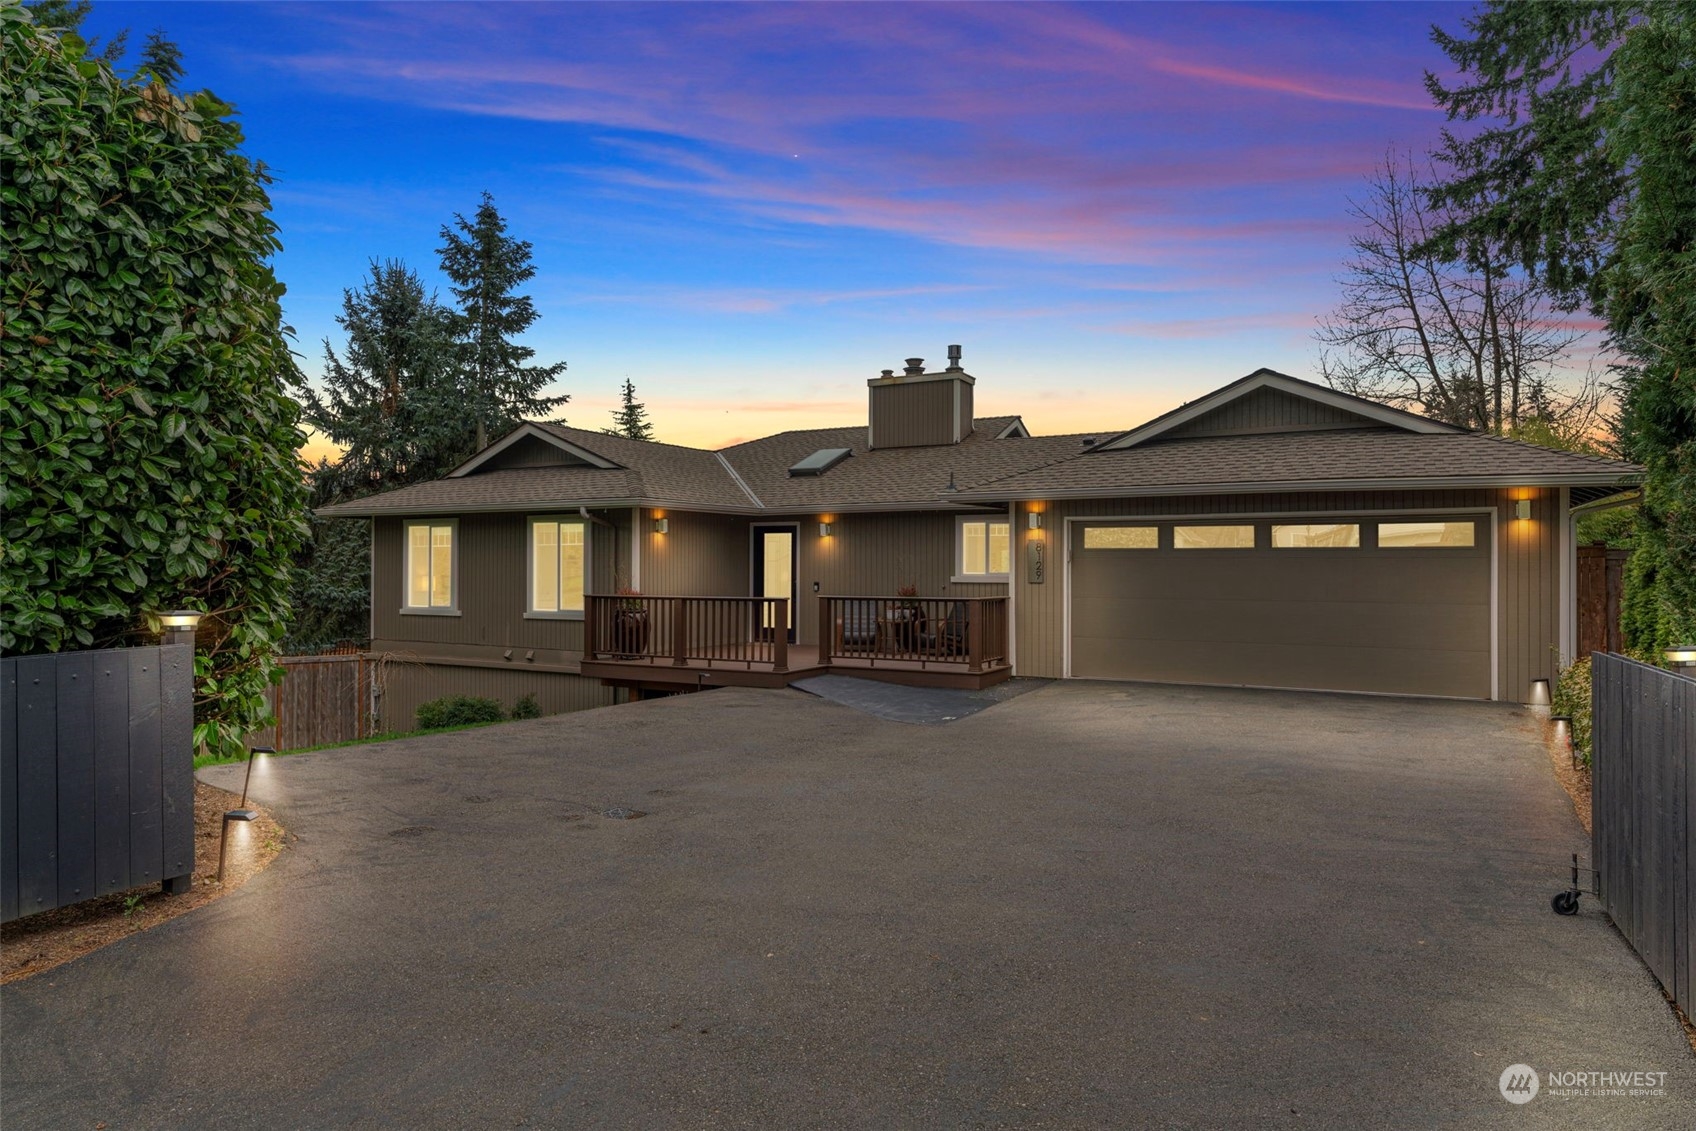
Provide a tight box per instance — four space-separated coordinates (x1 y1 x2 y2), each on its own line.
1577 545 1630 658
0 643 193 924
247 654 373 753
1592 653 1694 1016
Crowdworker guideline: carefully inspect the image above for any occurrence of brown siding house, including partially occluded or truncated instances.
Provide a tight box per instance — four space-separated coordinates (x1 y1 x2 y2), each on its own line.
320 358 1638 727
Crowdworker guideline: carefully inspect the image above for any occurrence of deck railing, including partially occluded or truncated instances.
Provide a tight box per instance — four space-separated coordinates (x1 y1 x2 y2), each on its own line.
818 596 1008 673
585 595 790 672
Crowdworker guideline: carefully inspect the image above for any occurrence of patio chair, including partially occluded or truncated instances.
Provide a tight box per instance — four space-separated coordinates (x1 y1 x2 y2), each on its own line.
921 601 970 659
835 599 879 654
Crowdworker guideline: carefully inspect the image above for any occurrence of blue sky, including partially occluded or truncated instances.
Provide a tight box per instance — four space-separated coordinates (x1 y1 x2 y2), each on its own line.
84 1 1480 452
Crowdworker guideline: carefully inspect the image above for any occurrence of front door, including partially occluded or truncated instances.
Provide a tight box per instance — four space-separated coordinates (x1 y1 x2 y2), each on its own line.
751 525 797 643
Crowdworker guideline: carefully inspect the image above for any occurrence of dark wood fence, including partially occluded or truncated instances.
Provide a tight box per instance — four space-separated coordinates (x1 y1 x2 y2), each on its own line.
1591 653 1694 1017
2 644 196 923
1578 545 1631 658
245 653 375 752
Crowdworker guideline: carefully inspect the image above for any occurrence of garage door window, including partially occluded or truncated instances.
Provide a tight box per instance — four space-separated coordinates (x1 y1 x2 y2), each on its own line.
1174 524 1255 549
1083 526 1158 550
1379 521 1476 548
1272 523 1360 548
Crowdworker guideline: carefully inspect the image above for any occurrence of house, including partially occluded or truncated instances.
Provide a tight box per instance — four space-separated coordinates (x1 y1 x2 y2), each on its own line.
318 353 1640 727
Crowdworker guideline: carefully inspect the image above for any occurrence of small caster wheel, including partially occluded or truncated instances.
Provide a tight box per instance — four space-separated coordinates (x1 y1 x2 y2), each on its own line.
1551 890 1580 916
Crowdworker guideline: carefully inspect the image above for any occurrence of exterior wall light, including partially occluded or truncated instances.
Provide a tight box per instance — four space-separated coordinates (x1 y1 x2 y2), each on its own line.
1528 678 1551 708
1028 512 1043 530
818 522 832 538
1513 499 1532 520
1664 645 1696 670
653 518 668 534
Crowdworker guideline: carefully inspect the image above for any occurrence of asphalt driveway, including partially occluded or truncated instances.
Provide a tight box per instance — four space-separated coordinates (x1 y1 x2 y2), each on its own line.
4 682 1691 1128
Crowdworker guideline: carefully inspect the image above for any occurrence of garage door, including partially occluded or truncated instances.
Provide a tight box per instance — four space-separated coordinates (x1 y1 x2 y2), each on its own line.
1069 516 1491 698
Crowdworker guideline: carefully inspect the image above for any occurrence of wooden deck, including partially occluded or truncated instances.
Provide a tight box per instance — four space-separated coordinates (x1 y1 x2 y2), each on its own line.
581 644 1012 692
582 594 1013 693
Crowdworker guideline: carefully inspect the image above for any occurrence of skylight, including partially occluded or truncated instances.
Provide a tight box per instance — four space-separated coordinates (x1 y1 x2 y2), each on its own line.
787 448 853 477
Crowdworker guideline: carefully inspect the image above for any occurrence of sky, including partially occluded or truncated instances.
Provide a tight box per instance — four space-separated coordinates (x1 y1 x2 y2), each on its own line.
83 1 1485 456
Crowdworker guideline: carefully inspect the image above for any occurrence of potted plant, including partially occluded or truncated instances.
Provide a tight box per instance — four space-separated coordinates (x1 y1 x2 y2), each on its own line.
611 586 649 657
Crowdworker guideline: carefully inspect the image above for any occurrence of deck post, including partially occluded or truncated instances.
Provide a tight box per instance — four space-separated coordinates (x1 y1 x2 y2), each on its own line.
772 600 789 672
817 597 833 670
967 599 984 673
672 598 689 666
583 597 599 660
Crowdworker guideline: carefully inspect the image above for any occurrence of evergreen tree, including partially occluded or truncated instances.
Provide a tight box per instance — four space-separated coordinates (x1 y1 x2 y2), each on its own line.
1424 1 1695 652
604 379 655 441
436 192 569 449
137 27 182 87
296 259 469 500
286 261 471 653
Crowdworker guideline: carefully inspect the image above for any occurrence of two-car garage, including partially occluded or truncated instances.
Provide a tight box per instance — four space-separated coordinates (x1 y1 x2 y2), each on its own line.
1067 515 1492 699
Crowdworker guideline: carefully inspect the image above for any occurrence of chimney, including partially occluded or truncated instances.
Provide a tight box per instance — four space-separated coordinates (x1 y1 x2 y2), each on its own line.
867 347 975 449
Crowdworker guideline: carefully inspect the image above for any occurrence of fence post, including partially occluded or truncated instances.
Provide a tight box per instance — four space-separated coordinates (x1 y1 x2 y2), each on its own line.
672 598 689 667
817 597 833 670
772 600 789 672
967 599 984 673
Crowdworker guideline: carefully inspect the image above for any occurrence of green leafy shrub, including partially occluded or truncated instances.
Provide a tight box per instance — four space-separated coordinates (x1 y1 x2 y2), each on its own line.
511 694 541 720
1551 657 1594 769
414 696 504 731
1 9 308 757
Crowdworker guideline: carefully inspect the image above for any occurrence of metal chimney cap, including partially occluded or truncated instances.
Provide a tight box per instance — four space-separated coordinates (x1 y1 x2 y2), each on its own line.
946 344 962 370
880 369 895 378
903 358 925 375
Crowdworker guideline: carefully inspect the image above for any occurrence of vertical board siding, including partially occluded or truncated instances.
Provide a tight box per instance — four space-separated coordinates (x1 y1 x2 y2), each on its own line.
1592 655 1694 1016
1 645 195 924
870 380 963 448
1163 387 1382 438
1016 488 1559 699
378 664 615 732
638 509 750 597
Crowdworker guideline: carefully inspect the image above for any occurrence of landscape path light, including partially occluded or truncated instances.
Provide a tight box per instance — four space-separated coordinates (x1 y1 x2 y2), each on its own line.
216 745 273 884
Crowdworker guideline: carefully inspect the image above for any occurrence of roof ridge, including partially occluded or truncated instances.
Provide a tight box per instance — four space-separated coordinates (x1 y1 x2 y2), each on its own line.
715 452 765 507
533 420 715 456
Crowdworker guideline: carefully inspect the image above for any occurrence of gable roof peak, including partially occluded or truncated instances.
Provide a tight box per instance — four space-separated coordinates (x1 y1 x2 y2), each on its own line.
1093 368 1464 451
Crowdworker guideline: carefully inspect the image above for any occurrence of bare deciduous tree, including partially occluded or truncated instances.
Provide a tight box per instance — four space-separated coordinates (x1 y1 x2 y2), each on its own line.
1315 153 1600 443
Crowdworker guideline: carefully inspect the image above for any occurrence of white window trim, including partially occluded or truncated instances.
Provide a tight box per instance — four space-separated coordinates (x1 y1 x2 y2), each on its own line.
953 514 1012 582
525 515 589 620
400 518 460 615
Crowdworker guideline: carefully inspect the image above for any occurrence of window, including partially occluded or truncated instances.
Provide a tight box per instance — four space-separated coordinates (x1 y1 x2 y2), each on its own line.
529 517 587 615
1083 526 1158 550
957 517 1011 578
1272 523 1360 548
404 520 456 611
1378 521 1476 548
1173 524 1255 549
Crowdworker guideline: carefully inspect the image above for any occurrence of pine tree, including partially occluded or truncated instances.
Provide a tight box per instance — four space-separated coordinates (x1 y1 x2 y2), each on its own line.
436 192 569 450
1424 1 1695 652
296 259 469 499
604 379 655 441
137 27 182 87
24 0 127 61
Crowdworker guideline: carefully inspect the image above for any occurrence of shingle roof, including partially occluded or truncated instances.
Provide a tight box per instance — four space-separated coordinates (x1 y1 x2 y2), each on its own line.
955 428 1640 499
718 417 1099 510
318 394 1639 519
